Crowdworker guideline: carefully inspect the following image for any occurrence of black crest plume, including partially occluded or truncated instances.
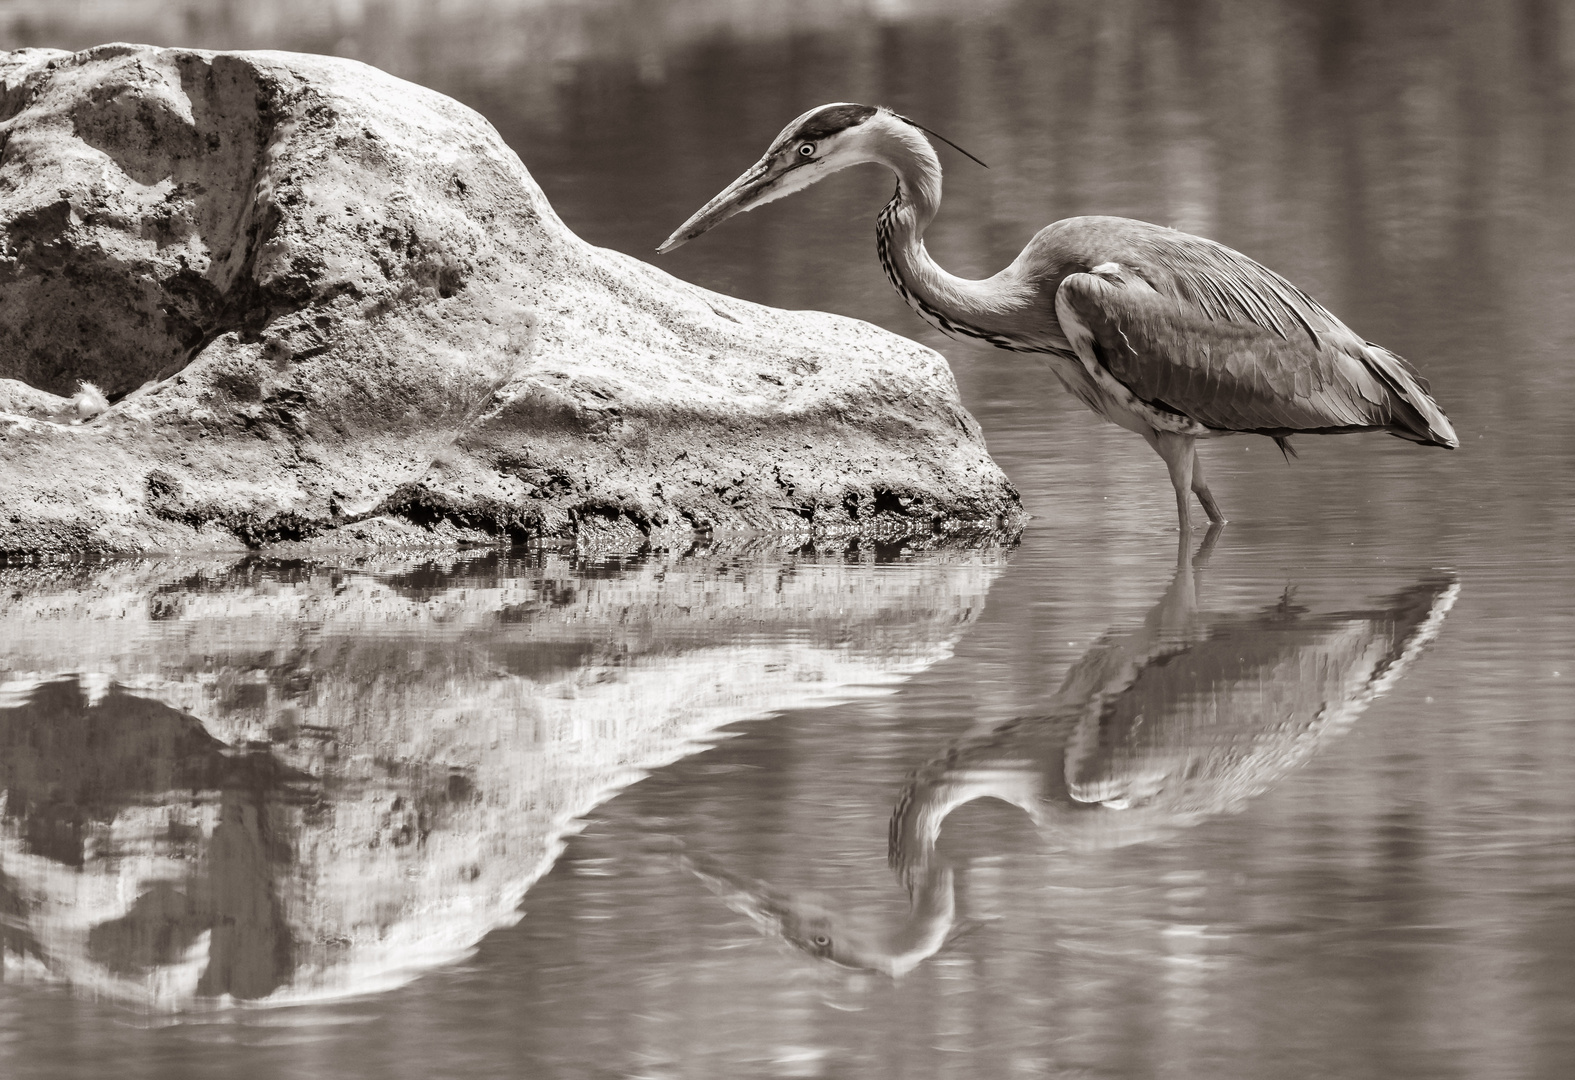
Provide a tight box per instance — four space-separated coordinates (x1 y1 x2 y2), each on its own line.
891 111 990 169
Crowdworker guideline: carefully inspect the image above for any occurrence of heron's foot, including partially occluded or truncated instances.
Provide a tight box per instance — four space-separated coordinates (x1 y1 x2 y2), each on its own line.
1195 490 1226 525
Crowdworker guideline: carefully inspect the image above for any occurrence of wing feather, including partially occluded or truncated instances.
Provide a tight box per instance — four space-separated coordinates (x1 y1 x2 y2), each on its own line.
1046 225 1457 444
1029 218 1457 445
1141 232 1327 348
1059 272 1443 438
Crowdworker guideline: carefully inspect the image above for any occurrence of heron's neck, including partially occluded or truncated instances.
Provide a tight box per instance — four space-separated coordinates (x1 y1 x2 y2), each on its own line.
820 862 957 977
874 863 957 976
871 127 1021 339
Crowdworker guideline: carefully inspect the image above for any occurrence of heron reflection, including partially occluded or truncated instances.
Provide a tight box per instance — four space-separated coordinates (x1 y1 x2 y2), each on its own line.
682 852 956 979
690 535 1458 975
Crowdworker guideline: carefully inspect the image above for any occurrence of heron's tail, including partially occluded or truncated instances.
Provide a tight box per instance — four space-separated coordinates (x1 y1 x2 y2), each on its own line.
1360 344 1459 448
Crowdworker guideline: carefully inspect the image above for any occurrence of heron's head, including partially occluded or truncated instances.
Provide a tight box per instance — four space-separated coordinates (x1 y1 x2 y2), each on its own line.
681 851 957 978
657 102 896 253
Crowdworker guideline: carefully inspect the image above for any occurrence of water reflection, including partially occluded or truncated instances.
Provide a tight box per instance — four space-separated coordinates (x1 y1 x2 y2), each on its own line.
892 540 1458 882
683 536 1458 980
0 680 309 1001
682 850 958 979
0 543 1004 1007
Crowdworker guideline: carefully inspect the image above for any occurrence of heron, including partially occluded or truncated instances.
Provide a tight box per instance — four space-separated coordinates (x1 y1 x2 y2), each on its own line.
658 103 1459 531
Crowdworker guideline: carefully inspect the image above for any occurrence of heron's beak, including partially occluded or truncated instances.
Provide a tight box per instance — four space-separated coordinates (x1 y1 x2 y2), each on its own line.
681 852 795 932
657 157 778 253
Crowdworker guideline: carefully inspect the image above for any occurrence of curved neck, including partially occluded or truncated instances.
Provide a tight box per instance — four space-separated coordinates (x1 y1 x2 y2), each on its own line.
868 120 1026 337
867 862 956 977
876 121 944 245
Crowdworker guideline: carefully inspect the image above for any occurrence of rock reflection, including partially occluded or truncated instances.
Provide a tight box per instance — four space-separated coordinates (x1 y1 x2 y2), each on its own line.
0 543 1004 1007
0 680 310 1001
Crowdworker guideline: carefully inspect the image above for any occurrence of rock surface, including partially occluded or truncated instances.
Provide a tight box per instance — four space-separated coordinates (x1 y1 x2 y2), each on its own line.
0 44 1023 556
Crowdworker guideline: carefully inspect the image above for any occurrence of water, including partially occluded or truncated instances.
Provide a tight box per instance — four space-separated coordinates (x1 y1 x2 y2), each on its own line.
3 2 1575 1077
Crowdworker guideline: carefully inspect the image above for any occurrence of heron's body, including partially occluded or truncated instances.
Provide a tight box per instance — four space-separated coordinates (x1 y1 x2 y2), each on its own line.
660 104 1458 530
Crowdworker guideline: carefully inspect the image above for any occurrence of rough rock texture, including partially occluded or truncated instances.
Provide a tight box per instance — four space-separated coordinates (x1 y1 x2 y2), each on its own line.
0 545 1006 1005
0 44 1023 556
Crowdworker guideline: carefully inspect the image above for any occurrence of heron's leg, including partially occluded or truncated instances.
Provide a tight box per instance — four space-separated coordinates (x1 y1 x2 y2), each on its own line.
1149 430 1197 533
1190 447 1227 525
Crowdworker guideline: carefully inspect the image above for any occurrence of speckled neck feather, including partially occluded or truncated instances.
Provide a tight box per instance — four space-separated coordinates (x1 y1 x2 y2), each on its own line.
866 114 1034 348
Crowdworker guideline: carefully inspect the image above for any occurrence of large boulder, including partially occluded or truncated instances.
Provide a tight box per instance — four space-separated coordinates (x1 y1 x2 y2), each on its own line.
0 44 1023 556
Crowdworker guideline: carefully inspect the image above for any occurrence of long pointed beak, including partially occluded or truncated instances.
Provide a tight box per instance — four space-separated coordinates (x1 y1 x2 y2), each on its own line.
657 158 774 253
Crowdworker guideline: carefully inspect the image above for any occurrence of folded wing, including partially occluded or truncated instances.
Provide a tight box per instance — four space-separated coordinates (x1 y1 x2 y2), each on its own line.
1054 233 1458 445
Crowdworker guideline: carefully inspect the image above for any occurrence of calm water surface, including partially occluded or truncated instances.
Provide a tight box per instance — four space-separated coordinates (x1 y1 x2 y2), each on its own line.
3 2 1574 1077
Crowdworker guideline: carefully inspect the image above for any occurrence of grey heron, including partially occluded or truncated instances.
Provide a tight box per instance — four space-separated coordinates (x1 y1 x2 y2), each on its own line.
659 103 1459 532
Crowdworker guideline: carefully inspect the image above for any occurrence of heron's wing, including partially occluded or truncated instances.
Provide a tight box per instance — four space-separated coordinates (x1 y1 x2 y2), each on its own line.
1124 229 1349 352
1048 227 1456 443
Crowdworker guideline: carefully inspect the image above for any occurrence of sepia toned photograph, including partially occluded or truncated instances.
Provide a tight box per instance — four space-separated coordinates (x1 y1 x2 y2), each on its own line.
0 1 1571 1077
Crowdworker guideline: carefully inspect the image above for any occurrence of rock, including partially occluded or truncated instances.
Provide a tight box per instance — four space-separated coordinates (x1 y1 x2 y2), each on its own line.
0 44 1024 557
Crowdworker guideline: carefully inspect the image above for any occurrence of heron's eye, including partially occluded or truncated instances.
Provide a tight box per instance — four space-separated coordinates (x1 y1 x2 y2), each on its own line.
798 143 816 158
812 934 831 947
